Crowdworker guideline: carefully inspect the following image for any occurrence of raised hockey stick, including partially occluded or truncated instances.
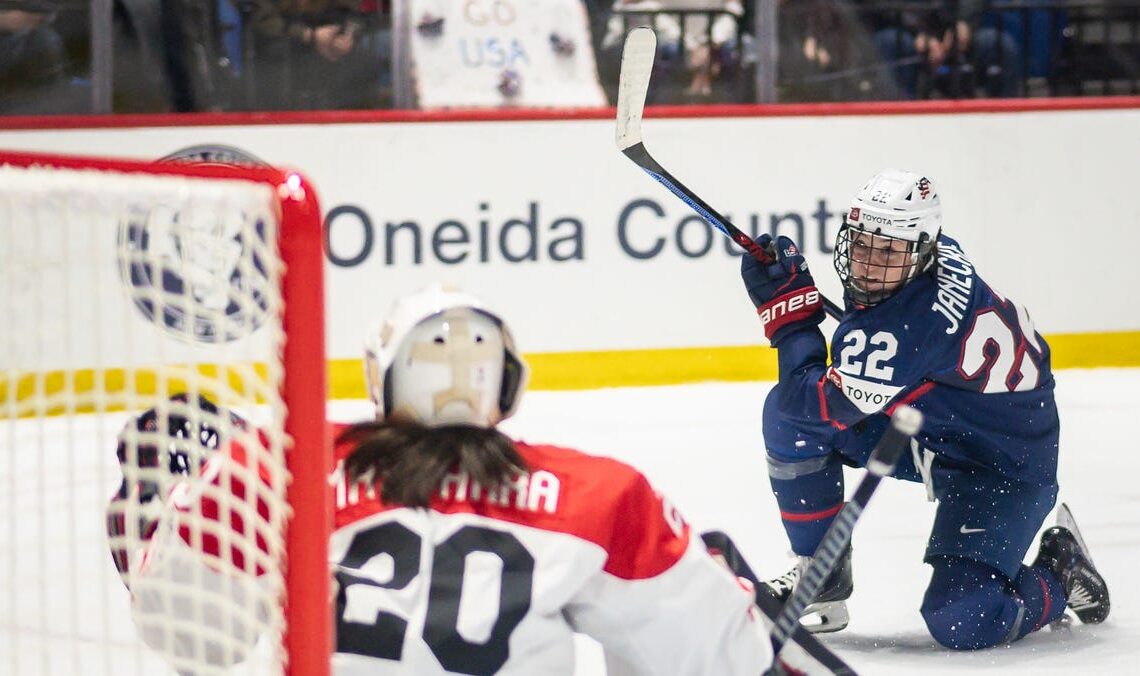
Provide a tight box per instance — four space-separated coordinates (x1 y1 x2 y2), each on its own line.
766 405 923 669
615 26 843 321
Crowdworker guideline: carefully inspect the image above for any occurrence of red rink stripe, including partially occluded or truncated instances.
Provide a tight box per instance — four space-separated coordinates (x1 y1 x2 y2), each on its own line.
1 96 1136 131
781 503 843 523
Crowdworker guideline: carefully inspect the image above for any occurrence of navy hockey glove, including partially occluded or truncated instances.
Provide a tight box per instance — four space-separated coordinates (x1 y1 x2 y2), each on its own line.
740 235 824 344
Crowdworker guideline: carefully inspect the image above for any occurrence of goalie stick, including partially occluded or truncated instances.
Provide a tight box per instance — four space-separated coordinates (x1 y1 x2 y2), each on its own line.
766 405 923 671
701 531 856 676
615 26 843 321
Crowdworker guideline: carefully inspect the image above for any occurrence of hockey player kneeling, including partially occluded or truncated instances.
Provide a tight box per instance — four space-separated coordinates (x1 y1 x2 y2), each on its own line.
109 285 851 674
740 169 1109 649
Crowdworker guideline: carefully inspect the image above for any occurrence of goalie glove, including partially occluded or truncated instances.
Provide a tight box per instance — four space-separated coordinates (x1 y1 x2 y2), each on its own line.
106 393 247 582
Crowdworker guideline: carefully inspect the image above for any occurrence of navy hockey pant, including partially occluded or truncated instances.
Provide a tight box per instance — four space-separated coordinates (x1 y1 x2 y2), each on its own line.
922 556 1066 649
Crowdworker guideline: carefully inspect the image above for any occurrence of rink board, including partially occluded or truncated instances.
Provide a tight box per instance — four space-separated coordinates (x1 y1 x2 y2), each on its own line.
0 104 1138 390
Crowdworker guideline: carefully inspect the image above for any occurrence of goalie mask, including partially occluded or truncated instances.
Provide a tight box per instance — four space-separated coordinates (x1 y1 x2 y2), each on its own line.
364 285 528 427
834 169 941 308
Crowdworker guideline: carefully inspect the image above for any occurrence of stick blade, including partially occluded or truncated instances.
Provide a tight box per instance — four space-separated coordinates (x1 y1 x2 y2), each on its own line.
616 26 656 151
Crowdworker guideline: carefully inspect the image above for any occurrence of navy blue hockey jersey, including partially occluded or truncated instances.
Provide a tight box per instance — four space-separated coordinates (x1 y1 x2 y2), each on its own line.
771 234 1059 484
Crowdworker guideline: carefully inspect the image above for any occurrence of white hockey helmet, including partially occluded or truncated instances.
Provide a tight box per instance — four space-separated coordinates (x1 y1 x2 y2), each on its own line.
363 284 528 427
834 169 942 307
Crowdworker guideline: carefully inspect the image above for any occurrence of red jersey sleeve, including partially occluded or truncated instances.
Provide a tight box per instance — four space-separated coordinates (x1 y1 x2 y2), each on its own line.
602 470 690 580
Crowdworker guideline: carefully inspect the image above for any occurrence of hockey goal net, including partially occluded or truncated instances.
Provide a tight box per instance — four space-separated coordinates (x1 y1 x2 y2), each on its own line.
0 150 330 676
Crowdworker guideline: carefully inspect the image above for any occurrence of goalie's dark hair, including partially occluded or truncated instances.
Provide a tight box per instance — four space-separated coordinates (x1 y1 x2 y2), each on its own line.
337 420 528 508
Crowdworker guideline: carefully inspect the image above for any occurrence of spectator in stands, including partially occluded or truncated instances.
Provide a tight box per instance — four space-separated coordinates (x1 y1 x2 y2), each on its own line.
861 0 1023 99
249 0 389 110
0 2 74 114
980 1 1068 92
598 0 747 104
776 0 899 101
160 0 236 112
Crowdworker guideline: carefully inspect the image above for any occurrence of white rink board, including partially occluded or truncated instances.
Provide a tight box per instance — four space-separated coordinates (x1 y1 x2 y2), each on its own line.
0 166 281 372
2 369 1137 674
0 109 1137 365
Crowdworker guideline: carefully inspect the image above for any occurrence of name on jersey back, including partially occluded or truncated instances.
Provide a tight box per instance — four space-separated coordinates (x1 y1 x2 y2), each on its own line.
336 467 561 514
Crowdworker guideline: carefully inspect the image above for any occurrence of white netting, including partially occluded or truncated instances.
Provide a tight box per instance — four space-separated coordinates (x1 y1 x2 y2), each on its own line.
0 164 291 675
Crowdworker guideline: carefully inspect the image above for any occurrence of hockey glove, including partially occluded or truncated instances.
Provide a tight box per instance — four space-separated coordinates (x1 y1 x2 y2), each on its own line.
740 234 825 344
106 393 244 579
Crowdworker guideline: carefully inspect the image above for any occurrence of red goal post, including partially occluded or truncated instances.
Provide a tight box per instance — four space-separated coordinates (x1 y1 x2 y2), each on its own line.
0 149 331 676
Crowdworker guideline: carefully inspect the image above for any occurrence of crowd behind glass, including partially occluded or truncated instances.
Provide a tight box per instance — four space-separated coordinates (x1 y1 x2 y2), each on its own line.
1 0 1138 116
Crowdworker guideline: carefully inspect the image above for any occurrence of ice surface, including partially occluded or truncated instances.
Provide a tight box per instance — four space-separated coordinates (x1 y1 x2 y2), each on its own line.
496 369 1140 675
2 369 1136 674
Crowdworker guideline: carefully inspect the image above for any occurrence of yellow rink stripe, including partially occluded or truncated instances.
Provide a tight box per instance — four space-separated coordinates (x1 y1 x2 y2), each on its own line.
1043 331 1140 369
328 330 1140 396
3 332 1135 414
0 364 273 417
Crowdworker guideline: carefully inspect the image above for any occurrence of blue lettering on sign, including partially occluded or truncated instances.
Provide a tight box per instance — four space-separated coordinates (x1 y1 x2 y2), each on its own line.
459 38 530 68
322 198 841 267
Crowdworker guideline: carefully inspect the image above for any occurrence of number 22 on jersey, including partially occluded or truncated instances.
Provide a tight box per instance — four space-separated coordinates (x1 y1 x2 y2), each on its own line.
957 304 1043 393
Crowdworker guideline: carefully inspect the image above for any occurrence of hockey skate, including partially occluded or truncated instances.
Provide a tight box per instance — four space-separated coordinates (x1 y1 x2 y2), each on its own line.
763 548 853 633
1033 503 1110 624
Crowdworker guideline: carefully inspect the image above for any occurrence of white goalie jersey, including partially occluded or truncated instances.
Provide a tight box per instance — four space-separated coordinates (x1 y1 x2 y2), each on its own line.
115 421 845 675
330 431 772 676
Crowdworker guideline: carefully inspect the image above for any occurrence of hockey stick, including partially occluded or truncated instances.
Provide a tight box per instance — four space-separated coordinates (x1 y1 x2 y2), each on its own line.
767 405 923 670
701 531 856 676
615 26 843 321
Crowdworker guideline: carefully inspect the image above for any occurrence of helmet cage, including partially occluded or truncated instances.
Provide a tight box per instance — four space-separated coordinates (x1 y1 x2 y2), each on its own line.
833 219 936 307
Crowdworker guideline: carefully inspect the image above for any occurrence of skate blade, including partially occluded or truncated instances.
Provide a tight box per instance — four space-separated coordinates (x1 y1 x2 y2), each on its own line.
1056 503 1096 567
800 600 850 634
1049 612 1074 633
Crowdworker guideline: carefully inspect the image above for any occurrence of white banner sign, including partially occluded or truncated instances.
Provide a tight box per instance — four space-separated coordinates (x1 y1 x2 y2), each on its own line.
1 108 1137 363
406 0 606 108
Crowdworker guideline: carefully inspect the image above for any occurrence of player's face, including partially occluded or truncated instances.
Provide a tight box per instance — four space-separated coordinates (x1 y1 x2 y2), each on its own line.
848 232 913 294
